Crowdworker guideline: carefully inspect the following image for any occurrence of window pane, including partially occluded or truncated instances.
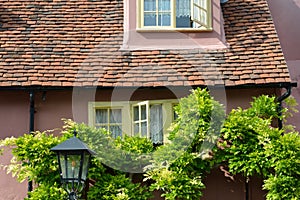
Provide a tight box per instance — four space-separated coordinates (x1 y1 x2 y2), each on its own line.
176 0 191 27
96 109 107 123
110 125 122 138
134 123 140 135
158 13 171 26
144 0 156 11
192 0 208 28
110 109 122 123
144 13 157 26
158 0 171 11
134 106 139 121
150 104 163 144
141 105 147 120
176 0 191 16
141 122 147 137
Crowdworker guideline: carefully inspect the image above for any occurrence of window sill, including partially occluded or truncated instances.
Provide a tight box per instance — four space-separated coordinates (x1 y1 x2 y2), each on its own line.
136 27 213 33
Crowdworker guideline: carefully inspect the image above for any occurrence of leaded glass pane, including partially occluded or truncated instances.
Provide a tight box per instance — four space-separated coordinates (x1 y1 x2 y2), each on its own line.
141 122 147 137
141 105 147 120
144 0 156 11
158 13 171 26
110 125 122 138
158 0 171 11
96 109 108 123
144 13 157 26
134 123 140 135
134 106 139 121
110 109 122 123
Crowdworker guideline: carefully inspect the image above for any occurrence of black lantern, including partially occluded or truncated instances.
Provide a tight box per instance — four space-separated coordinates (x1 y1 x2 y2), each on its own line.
51 131 95 200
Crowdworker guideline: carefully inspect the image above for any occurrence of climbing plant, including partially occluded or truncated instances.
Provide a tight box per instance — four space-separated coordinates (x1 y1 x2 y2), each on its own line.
219 95 300 200
144 88 225 200
0 130 70 200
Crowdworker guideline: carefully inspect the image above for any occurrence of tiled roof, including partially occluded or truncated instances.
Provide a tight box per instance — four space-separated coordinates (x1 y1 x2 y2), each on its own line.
0 0 291 88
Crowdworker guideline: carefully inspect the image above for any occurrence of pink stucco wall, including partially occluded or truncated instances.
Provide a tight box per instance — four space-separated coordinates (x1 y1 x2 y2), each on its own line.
267 0 300 61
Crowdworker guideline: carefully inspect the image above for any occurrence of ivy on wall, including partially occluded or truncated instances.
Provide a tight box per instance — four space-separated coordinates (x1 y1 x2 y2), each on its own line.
0 88 299 200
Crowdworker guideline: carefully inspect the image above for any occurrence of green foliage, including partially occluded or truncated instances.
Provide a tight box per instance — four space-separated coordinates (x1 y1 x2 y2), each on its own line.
114 135 154 154
145 88 225 200
220 95 281 177
146 166 204 200
220 95 300 200
250 95 278 118
0 130 71 184
89 173 151 200
72 119 155 173
282 96 299 132
88 159 151 200
220 109 277 177
0 130 71 200
169 88 225 150
263 132 300 200
25 182 67 200
87 158 152 200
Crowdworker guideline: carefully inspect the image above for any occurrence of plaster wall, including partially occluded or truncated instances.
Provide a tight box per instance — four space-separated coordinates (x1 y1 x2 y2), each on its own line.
267 0 300 61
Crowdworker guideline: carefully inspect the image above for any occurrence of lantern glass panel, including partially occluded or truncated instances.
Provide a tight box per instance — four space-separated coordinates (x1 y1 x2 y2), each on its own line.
81 152 90 181
59 153 81 181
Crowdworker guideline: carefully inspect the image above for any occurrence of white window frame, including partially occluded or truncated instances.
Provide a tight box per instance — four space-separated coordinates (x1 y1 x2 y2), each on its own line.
88 99 178 143
88 101 132 137
132 101 150 138
137 0 212 31
94 107 123 137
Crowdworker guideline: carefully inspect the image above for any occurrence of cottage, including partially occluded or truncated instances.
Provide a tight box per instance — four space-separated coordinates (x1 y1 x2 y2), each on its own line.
0 0 295 199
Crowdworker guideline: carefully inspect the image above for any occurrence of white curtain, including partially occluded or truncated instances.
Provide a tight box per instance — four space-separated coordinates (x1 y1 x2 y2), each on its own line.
144 0 171 26
96 109 108 124
144 0 156 11
150 104 163 144
176 0 191 17
144 0 190 16
159 0 171 11
110 109 122 138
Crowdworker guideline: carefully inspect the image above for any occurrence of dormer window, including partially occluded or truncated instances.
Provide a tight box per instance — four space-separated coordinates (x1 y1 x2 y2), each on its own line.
137 0 212 31
123 0 227 50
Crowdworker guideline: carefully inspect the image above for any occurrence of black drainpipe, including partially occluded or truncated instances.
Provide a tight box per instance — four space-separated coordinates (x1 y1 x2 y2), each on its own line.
28 90 35 193
276 85 292 130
